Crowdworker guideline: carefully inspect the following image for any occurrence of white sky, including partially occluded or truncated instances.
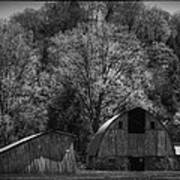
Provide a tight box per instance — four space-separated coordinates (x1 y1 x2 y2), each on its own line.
0 1 180 19
144 1 180 14
0 2 44 19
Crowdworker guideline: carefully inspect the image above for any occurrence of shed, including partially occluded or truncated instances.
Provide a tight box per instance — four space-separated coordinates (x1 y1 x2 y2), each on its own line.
87 107 179 171
0 130 77 174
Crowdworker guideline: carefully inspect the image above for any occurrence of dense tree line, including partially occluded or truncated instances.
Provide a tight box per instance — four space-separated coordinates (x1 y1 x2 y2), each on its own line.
1 1 180 159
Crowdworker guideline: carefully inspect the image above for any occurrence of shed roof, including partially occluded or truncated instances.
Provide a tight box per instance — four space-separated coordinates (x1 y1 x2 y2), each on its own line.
0 130 75 154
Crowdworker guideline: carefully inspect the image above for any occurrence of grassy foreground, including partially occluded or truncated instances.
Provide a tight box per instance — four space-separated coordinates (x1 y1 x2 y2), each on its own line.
1 171 180 180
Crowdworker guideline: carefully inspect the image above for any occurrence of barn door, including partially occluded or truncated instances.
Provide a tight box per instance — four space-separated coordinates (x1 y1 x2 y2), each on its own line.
129 157 145 171
128 108 145 133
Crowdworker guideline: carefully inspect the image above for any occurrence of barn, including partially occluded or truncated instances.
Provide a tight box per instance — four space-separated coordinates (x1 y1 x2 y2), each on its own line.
87 107 179 171
0 130 77 174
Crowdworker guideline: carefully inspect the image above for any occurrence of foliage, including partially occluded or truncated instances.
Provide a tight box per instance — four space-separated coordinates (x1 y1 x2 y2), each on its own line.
105 1 145 32
47 81 90 156
0 20 46 146
42 1 86 35
134 7 171 44
49 22 152 132
11 1 86 72
0 20 61 147
11 1 85 39
145 42 180 114
167 12 180 61
1 1 180 151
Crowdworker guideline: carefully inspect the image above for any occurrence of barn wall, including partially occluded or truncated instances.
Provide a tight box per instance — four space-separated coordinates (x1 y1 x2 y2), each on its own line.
145 157 179 170
98 112 174 158
0 132 76 174
94 110 177 170
94 156 128 170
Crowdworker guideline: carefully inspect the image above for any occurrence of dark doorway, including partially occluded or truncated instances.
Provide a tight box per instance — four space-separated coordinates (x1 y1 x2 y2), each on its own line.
129 157 145 171
128 108 145 133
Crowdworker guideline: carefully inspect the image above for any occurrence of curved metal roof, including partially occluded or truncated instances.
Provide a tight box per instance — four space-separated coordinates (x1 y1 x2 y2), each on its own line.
87 106 170 157
0 130 76 154
87 114 122 157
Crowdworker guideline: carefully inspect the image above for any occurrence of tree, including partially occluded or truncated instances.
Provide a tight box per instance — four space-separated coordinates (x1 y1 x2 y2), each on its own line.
47 81 90 158
42 1 86 35
47 82 82 131
0 20 54 147
145 42 180 114
167 12 180 61
167 112 180 142
11 1 86 72
11 1 85 39
49 21 152 133
0 20 31 117
0 20 47 146
105 1 145 32
134 7 171 44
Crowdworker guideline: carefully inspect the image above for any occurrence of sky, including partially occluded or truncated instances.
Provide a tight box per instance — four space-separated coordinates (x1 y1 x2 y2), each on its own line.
0 1 180 19
145 1 180 14
0 2 44 19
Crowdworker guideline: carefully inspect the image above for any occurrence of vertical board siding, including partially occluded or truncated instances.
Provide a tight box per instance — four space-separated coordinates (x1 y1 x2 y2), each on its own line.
157 131 166 156
145 131 157 156
117 130 128 156
96 110 175 167
88 108 177 170
0 132 76 174
25 144 76 173
128 134 145 156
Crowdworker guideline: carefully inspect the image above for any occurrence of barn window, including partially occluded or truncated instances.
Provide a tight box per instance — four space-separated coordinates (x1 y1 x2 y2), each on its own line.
128 108 145 133
150 121 155 129
118 121 123 129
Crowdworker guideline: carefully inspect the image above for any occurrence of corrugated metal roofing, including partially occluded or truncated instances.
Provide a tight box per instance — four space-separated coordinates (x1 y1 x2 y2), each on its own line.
87 106 171 158
87 107 146 157
87 114 121 157
0 130 75 154
0 133 42 154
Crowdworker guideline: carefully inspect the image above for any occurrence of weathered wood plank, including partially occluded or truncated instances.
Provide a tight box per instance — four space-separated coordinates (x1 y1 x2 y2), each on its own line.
117 130 128 156
145 131 156 156
0 131 76 174
88 108 176 170
157 131 166 156
128 134 145 156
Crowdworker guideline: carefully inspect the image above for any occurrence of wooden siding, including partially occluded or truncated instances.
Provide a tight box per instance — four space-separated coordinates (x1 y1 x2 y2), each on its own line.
128 134 145 156
117 130 128 156
157 131 166 156
0 131 76 174
98 111 174 158
146 113 163 130
145 131 157 156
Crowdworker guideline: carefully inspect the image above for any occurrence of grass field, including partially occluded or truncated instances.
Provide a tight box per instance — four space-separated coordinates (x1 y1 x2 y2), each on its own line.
1 171 180 180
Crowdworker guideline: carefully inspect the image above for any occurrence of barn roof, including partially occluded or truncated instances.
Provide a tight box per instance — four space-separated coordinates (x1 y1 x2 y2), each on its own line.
87 114 121 157
87 106 170 157
0 130 75 154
